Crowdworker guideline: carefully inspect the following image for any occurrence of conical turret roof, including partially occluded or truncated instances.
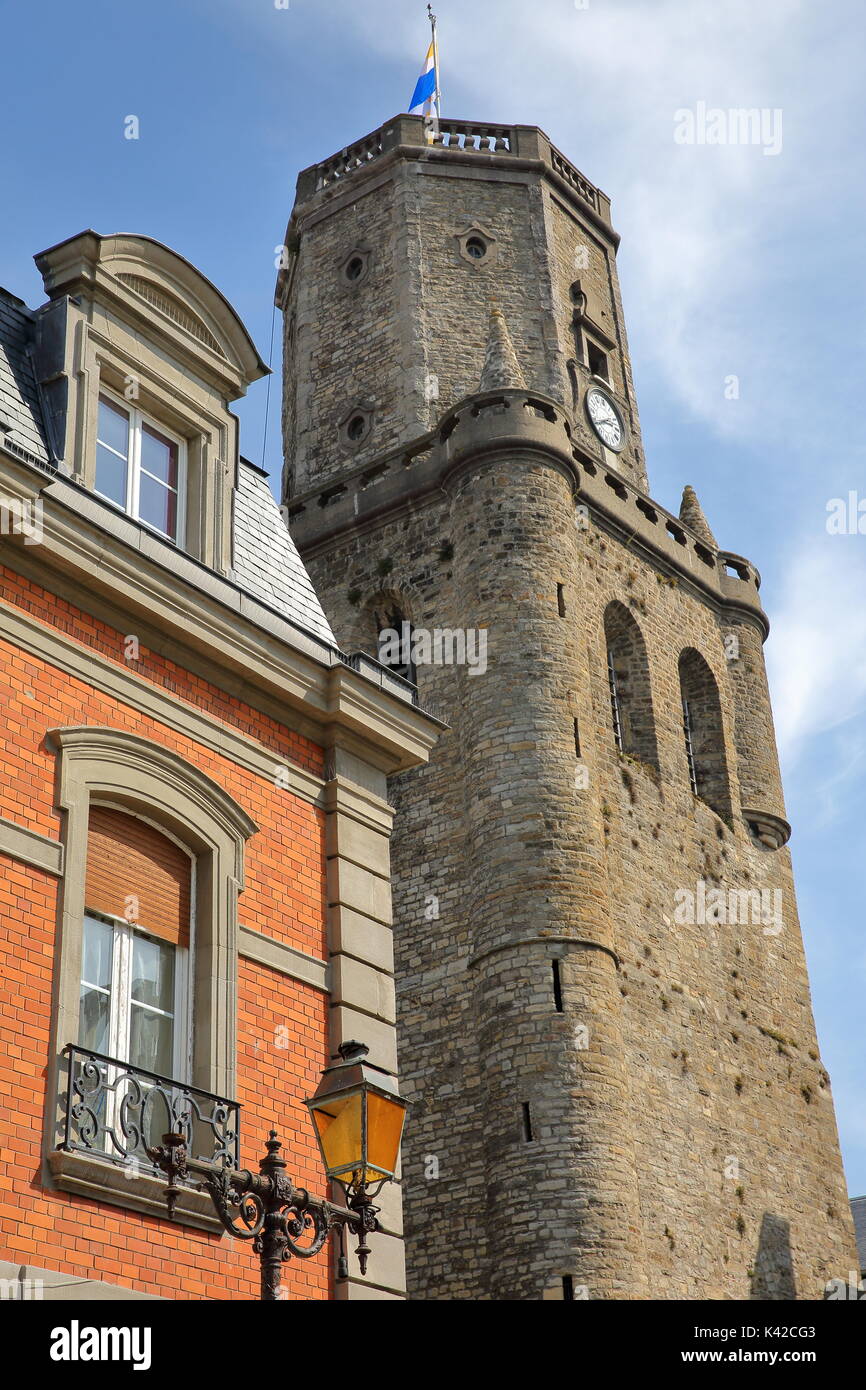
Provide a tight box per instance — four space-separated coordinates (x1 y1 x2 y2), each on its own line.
479 306 526 391
679 484 718 549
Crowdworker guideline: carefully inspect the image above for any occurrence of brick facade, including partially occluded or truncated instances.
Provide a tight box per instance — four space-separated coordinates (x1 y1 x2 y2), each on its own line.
0 230 439 1302
0 572 330 1300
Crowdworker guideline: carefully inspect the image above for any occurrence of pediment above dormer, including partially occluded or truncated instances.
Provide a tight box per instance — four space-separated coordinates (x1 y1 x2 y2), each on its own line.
34 230 267 399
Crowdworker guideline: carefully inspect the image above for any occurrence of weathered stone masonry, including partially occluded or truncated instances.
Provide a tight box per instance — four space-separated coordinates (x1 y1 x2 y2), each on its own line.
277 115 858 1299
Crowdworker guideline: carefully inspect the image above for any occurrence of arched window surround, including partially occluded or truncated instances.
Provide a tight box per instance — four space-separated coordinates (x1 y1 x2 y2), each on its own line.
45 726 257 1227
602 601 659 772
677 648 732 820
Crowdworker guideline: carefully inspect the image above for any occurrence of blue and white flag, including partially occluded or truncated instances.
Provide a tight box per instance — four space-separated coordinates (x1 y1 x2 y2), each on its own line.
409 40 437 116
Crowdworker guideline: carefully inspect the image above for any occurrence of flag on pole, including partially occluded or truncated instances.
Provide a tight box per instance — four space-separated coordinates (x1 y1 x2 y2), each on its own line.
409 39 437 116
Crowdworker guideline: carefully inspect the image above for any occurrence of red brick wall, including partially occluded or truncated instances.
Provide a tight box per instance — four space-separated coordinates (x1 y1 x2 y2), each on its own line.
0 570 333 1300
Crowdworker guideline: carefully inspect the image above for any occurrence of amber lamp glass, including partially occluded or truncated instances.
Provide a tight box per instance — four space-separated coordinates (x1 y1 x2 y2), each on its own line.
305 1041 407 1192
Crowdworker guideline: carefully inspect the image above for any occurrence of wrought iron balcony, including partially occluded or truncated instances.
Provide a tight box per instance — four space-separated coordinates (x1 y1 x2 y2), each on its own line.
58 1044 240 1177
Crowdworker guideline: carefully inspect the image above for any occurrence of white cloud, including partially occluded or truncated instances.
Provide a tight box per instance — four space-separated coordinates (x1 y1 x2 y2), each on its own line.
767 538 866 759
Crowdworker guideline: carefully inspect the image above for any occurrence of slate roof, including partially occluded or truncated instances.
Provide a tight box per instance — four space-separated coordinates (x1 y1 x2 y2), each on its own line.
852 1196 866 1273
0 285 335 648
0 288 51 465
232 461 336 644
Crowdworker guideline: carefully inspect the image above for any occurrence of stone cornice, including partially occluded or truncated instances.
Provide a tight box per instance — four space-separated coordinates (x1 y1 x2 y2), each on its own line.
289 389 770 641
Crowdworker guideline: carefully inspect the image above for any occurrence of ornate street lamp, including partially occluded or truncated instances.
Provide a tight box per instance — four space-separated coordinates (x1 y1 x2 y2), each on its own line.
305 1040 408 1276
148 1040 407 1300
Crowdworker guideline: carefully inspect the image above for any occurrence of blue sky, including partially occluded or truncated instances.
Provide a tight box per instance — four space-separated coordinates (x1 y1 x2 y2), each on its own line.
2 1 864 1195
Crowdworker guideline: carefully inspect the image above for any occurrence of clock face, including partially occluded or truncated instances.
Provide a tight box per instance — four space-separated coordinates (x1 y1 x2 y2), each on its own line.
586 388 625 452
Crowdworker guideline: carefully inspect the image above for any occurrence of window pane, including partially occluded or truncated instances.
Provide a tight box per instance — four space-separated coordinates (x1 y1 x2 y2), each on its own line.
97 396 130 457
95 443 128 507
138 472 177 538
82 915 113 989
129 1005 174 1076
140 425 178 487
131 933 175 1013
79 984 110 1054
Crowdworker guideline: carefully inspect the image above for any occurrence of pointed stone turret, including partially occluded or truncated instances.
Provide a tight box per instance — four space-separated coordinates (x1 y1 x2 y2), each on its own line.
479 306 526 391
679 484 718 549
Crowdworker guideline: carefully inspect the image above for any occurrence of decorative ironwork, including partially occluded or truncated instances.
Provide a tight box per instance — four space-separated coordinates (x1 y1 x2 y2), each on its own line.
682 696 699 795
607 647 624 753
147 1128 381 1300
60 1044 240 1175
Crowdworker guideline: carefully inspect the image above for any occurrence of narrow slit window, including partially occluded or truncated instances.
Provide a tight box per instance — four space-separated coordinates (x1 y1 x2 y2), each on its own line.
573 717 581 757
557 583 566 617
522 1102 533 1142
552 958 564 1013
562 1275 575 1301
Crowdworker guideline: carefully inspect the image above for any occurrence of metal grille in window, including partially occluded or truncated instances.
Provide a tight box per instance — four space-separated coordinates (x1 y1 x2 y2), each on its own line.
682 697 699 795
607 648 624 752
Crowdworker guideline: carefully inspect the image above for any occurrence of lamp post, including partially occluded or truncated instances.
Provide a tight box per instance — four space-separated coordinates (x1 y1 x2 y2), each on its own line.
148 1041 407 1301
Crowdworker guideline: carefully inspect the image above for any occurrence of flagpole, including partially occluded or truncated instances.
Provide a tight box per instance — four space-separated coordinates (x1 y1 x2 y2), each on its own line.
428 4 442 119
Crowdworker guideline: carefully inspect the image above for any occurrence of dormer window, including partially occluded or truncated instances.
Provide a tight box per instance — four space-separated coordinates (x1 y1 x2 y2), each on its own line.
96 393 185 544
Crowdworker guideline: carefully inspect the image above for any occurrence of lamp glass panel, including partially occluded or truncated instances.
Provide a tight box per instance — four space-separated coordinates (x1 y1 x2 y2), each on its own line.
366 1090 406 1176
312 1091 364 1177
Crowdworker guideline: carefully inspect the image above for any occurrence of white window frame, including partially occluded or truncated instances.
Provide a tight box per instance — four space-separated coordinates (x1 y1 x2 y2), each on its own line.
79 910 191 1164
80 912 190 1082
95 387 188 545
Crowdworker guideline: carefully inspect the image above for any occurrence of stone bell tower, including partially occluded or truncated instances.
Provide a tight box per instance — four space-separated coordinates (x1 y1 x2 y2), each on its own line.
277 115 857 1300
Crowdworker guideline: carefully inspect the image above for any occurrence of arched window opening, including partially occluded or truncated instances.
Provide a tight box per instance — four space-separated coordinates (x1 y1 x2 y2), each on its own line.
78 805 194 1155
81 806 192 1078
376 605 417 686
603 602 659 770
50 726 256 1218
678 648 731 818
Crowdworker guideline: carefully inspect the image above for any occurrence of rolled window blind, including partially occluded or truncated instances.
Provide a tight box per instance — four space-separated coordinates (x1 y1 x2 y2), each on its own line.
85 805 191 948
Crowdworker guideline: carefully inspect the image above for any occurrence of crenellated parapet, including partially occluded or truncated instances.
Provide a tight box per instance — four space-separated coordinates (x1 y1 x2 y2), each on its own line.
287 386 768 638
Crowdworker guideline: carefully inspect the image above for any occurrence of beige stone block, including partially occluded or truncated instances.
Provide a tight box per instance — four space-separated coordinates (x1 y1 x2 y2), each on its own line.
330 954 396 1023
329 1005 398 1074
327 857 392 925
326 813 391 875
335 1279 405 1302
341 1229 406 1294
329 906 394 973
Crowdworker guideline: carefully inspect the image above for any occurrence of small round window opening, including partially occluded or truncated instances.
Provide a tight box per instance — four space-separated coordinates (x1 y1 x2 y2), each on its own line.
465 236 488 261
346 414 367 441
345 256 365 282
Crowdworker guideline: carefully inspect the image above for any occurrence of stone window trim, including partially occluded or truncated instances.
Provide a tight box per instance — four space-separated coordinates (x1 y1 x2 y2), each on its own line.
339 402 375 451
603 601 660 772
338 247 372 288
454 224 498 267
44 725 257 1228
677 648 733 821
